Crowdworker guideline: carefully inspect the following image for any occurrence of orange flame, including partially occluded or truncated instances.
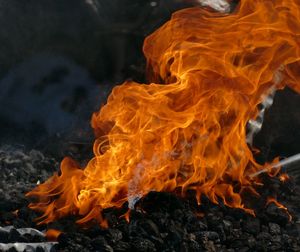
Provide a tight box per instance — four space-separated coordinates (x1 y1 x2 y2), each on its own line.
45 229 62 241
27 0 300 226
279 173 290 182
266 197 292 221
120 209 131 223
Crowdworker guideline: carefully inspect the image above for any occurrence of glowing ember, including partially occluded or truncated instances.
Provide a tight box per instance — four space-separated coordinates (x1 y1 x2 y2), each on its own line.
279 173 290 183
27 0 300 227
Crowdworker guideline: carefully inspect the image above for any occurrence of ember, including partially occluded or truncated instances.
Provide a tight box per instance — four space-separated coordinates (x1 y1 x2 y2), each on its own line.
27 0 300 228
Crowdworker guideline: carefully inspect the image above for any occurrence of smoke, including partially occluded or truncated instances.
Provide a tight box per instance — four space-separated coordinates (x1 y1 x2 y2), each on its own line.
246 88 276 146
246 66 285 145
197 0 231 13
127 163 144 209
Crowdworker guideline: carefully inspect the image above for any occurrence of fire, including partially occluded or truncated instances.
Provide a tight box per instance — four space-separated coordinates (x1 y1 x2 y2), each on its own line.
45 229 62 241
27 0 300 226
266 197 292 221
279 173 290 182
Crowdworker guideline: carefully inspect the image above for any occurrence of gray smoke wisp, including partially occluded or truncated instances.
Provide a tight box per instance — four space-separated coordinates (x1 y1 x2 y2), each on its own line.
197 0 231 13
246 66 285 145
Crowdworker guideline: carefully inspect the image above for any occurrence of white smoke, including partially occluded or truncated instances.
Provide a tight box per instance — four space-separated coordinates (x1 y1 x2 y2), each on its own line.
127 163 144 209
127 154 163 209
246 87 276 145
197 0 231 13
246 66 285 145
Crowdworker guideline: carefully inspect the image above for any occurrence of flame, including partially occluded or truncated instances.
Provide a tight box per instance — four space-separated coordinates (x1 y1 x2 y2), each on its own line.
45 229 62 241
279 173 290 182
120 209 131 223
266 197 292 221
27 0 300 226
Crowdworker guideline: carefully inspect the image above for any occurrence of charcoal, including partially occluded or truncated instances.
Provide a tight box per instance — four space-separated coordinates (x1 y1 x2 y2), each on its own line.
0 229 9 243
12 218 28 229
261 224 269 232
247 235 256 248
259 231 273 240
31 234 46 243
232 240 248 249
8 228 21 242
91 236 109 250
149 212 169 227
7 247 18 252
83 225 105 238
130 237 156 252
50 245 57 252
147 235 164 249
186 239 201 252
129 220 149 238
185 212 207 233
242 216 260 235
179 241 189 252
265 203 290 225
207 213 222 229
140 219 160 238
36 246 45 252
166 228 184 247
113 241 131 251
104 211 119 227
202 240 216 251
0 148 300 251
222 220 233 235
106 228 123 242
140 191 184 213
1 212 15 223
239 247 250 252
285 223 300 237
200 231 220 242
57 232 92 251
269 222 281 235
232 228 243 239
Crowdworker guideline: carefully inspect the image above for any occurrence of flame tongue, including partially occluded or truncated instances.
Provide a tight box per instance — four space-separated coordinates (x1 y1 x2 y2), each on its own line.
28 0 300 226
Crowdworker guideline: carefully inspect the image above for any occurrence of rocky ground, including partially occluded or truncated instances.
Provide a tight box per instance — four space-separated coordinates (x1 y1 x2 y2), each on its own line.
0 147 299 252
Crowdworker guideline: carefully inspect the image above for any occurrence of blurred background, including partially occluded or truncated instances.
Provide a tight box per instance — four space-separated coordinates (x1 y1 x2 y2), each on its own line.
0 0 191 158
0 0 298 164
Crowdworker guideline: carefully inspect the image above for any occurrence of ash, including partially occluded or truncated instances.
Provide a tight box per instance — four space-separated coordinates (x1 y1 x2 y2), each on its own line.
0 149 300 252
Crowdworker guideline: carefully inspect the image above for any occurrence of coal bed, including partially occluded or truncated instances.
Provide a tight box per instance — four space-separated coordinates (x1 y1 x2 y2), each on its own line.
0 148 300 251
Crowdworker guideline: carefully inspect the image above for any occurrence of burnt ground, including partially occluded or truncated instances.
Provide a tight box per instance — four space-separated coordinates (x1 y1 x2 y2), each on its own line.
0 146 299 252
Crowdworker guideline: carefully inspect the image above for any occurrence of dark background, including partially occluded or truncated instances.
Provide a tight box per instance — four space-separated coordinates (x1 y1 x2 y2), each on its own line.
0 0 190 158
0 0 298 163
